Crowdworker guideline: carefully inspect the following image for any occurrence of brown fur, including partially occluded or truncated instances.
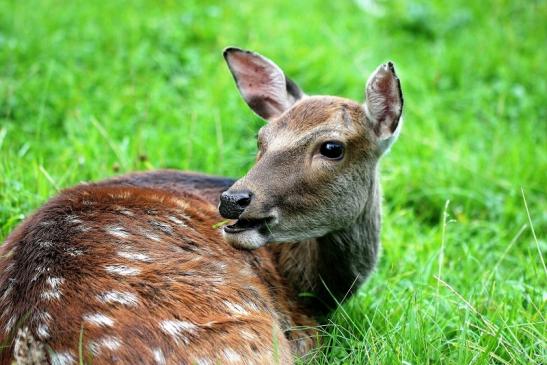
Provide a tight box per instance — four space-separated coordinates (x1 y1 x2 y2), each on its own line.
276 97 365 133
0 175 317 364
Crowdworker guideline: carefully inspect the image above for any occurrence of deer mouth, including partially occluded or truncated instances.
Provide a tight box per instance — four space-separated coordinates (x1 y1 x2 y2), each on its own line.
224 217 273 234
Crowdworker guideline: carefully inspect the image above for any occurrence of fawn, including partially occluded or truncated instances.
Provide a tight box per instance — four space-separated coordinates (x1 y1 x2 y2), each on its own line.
0 47 403 364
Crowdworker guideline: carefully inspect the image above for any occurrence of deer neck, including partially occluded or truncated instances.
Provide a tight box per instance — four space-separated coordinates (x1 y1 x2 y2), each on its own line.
269 168 381 315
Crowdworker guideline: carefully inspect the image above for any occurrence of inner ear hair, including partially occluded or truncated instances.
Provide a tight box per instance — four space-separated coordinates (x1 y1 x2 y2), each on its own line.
365 62 403 137
224 47 304 120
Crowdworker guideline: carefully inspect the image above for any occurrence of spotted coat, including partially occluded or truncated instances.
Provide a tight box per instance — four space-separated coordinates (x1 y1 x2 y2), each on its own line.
0 172 317 365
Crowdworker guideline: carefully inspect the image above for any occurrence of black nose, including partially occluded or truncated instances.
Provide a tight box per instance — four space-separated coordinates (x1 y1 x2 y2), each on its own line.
219 190 252 219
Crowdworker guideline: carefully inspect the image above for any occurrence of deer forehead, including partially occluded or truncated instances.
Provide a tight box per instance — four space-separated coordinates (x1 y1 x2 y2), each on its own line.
260 96 368 150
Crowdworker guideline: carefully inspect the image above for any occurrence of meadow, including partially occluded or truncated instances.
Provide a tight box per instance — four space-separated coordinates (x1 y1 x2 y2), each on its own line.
1 0 545 363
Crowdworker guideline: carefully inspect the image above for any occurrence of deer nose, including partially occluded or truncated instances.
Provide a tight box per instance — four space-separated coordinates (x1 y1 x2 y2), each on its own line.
219 190 253 219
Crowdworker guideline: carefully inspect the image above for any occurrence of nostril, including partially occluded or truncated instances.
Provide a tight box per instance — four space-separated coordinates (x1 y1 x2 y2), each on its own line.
236 194 252 208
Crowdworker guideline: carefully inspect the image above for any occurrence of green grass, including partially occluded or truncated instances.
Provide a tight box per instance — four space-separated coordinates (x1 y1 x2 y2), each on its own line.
1 0 545 363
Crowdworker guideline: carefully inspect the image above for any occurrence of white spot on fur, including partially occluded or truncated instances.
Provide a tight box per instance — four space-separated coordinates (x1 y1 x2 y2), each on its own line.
97 291 138 306
35 265 49 273
34 311 52 323
146 233 160 242
4 316 16 333
88 336 122 355
65 247 84 256
83 313 114 327
246 301 261 312
50 351 75 365
1 283 13 302
102 336 121 350
36 323 49 339
150 221 173 235
76 225 91 232
223 301 248 316
143 231 160 242
87 343 100 356
142 230 160 242
66 215 82 224
195 357 212 365
33 312 52 338
117 251 152 262
40 277 64 301
213 262 227 272
105 226 130 239
119 209 134 216
167 216 185 225
38 240 53 248
47 277 64 289
40 290 61 301
159 320 197 344
32 265 52 282
153 348 166 365
105 265 141 276
209 276 225 285
223 348 242 363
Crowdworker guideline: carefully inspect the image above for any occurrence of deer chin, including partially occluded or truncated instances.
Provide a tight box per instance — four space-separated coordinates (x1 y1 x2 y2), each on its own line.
222 225 270 249
222 216 275 249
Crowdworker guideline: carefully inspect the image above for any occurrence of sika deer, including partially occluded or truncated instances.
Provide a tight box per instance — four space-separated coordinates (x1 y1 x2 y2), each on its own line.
0 47 403 364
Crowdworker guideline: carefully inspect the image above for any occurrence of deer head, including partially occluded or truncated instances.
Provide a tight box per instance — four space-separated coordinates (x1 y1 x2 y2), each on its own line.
219 47 403 249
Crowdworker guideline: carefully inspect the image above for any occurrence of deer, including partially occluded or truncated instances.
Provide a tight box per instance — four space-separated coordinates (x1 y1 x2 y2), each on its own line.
0 47 404 364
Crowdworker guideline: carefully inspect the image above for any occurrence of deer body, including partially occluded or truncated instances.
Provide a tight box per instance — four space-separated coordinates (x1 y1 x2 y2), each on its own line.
0 48 403 364
0 172 316 364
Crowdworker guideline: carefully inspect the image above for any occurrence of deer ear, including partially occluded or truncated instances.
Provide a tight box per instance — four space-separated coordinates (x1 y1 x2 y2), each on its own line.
224 47 304 121
364 62 404 154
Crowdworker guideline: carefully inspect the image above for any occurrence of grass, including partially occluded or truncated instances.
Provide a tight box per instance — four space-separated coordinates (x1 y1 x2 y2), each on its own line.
1 0 545 363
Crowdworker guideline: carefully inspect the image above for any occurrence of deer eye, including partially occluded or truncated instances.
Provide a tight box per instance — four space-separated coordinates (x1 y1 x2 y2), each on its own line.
319 141 344 160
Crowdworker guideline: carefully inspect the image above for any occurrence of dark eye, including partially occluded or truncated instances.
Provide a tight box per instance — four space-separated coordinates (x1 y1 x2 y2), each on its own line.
319 141 344 160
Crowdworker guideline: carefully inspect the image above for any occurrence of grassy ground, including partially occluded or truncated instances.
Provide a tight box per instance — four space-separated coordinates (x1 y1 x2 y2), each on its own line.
1 0 545 363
